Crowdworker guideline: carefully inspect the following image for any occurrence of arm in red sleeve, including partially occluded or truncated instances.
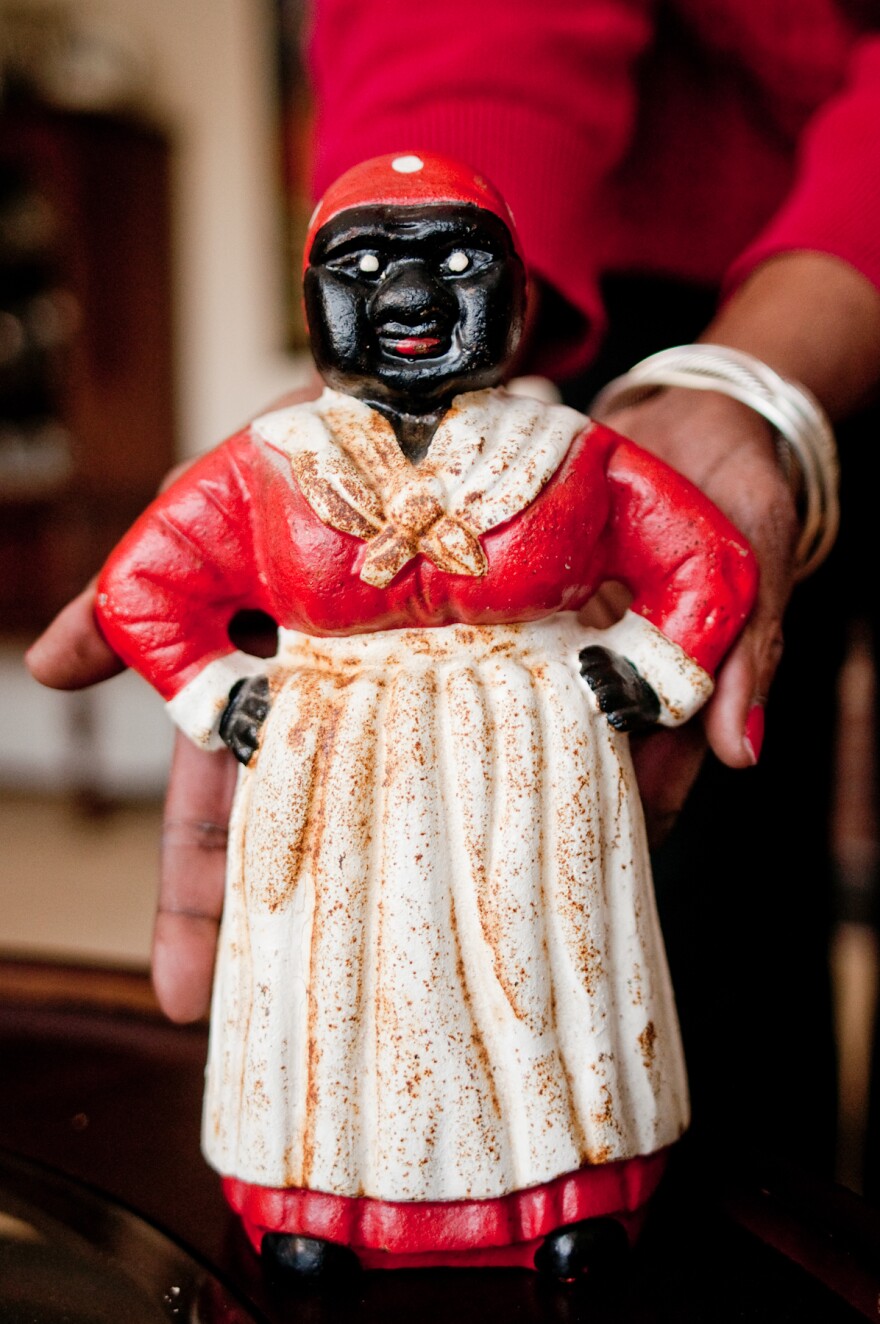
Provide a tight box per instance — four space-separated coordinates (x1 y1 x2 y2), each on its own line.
307 0 655 376
96 433 271 715
595 436 757 717
726 36 880 300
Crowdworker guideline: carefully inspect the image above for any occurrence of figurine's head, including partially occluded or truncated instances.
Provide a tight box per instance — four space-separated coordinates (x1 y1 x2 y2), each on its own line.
303 153 527 414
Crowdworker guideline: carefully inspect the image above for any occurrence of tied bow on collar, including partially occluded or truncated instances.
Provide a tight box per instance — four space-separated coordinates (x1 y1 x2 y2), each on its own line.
359 469 487 588
252 388 588 589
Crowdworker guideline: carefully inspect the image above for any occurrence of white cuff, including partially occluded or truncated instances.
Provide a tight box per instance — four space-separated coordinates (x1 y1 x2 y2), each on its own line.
166 651 269 749
596 609 714 727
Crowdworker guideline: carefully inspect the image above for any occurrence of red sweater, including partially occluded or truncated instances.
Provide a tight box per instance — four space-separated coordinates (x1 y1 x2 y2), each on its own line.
307 0 880 376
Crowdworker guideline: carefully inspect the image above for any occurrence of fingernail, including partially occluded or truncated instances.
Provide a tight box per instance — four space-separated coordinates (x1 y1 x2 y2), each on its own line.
743 704 765 765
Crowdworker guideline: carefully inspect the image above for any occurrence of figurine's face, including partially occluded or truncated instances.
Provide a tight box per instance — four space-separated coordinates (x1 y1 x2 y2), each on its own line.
304 204 526 413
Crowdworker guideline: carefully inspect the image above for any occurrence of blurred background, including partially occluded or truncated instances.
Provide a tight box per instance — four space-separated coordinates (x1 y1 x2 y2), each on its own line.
0 0 310 950
0 0 876 1198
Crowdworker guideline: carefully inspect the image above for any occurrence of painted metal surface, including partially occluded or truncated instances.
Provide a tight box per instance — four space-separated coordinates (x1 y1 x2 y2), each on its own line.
91 152 758 1266
253 387 586 587
223 1148 667 1264
202 616 689 1201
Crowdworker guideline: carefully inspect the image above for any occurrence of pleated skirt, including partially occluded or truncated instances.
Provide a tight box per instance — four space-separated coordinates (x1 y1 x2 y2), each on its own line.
202 613 689 1203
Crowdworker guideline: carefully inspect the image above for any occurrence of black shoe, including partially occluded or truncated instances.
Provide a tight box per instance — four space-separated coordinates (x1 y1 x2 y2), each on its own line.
534 1215 629 1283
261 1232 361 1283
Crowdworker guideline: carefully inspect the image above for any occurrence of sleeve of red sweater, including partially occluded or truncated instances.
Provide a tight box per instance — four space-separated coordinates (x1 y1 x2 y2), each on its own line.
307 0 655 376
726 36 880 298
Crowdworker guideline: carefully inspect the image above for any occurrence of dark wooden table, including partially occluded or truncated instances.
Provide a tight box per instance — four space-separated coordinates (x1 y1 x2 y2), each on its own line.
1 960 878 1322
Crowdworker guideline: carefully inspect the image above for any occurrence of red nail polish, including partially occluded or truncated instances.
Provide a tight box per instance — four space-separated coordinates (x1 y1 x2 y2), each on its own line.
743 704 765 765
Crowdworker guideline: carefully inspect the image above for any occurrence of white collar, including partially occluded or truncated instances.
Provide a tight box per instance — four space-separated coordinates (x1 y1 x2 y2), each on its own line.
252 387 589 586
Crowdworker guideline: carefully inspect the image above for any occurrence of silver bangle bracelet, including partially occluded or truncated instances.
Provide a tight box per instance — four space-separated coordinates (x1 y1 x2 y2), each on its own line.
590 344 840 579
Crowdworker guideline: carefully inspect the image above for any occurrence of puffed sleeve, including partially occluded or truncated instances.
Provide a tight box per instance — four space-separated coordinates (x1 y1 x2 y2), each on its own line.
95 432 274 749
594 435 759 726
725 36 880 299
307 0 654 376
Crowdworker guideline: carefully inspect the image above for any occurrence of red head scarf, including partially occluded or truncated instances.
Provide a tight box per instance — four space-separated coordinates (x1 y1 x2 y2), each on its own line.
304 152 523 269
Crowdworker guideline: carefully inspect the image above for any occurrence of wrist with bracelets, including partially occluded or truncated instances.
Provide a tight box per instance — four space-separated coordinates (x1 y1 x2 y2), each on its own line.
590 344 840 579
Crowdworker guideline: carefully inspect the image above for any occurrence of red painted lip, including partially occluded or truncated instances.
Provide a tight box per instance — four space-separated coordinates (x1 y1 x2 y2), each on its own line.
385 336 443 357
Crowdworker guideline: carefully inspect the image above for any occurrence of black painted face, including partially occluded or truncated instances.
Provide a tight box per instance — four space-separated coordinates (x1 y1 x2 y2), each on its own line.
304 204 526 414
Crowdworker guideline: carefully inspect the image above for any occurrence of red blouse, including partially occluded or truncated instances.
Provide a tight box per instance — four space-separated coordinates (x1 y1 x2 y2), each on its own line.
95 419 757 701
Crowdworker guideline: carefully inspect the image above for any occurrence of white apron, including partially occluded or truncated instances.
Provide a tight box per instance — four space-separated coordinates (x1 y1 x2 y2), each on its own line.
202 613 690 1203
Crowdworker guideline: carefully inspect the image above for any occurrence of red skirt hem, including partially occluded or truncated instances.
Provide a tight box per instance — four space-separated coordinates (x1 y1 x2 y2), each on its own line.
222 1149 667 1261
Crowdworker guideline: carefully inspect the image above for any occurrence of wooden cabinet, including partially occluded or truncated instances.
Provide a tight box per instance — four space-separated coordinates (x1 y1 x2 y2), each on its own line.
0 107 175 630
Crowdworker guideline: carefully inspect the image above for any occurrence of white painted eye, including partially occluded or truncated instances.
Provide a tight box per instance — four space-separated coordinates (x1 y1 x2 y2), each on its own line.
447 251 469 273
358 253 380 273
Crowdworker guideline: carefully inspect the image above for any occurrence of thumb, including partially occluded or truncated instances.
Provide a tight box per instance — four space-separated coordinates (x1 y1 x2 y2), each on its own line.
703 602 785 768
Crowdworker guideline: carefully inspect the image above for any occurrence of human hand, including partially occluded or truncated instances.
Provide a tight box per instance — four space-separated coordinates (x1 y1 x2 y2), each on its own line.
25 380 321 1021
25 583 243 1021
26 578 126 689
597 387 797 844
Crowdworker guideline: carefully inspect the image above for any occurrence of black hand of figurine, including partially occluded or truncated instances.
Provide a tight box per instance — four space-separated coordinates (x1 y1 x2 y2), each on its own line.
219 675 271 766
578 646 661 733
